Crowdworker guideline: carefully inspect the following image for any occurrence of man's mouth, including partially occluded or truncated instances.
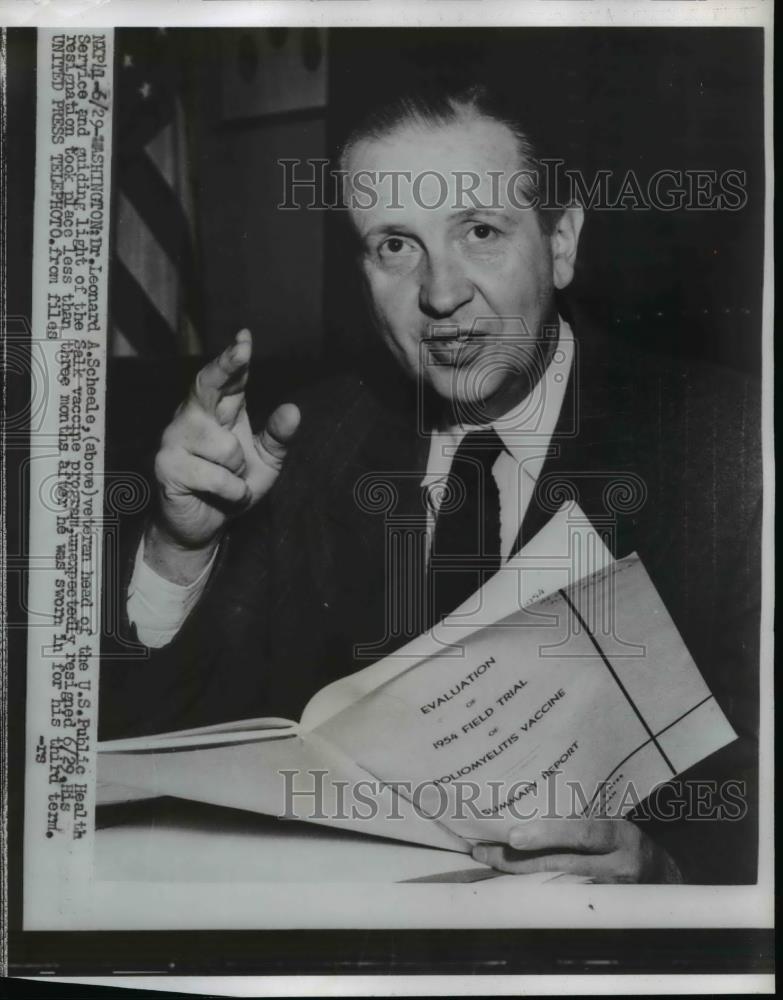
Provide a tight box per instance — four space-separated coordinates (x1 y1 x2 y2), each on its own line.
426 325 471 343
424 327 489 366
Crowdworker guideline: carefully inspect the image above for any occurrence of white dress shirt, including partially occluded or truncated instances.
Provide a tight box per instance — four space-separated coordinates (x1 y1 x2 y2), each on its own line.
128 320 574 647
422 323 574 560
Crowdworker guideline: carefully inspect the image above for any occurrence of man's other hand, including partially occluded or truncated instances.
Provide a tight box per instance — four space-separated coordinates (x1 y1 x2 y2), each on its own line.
146 329 300 583
472 817 683 884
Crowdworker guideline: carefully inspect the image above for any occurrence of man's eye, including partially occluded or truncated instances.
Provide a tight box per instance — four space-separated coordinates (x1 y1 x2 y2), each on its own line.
379 236 417 257
467 223 497 242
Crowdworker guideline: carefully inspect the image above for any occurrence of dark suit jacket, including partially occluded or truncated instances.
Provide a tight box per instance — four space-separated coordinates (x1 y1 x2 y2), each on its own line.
100 328 762 884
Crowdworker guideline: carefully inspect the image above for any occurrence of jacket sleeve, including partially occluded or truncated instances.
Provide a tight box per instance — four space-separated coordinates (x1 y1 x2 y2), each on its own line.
98 496 276 740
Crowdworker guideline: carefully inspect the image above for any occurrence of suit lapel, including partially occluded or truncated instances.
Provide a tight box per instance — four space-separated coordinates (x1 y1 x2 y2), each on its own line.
513 328 640 560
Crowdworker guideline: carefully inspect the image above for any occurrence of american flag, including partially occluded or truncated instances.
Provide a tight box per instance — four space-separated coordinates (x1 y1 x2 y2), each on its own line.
111 28 202 356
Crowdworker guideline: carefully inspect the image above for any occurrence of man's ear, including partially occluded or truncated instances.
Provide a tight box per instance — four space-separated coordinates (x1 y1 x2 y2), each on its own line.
550 205 585 290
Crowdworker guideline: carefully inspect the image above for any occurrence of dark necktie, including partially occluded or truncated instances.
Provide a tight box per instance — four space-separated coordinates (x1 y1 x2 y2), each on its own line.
427 427 505 625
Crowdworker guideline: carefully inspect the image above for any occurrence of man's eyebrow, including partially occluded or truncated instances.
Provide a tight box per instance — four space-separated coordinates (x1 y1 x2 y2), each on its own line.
359 208 513 240
362 222 415 239
451 207 514 224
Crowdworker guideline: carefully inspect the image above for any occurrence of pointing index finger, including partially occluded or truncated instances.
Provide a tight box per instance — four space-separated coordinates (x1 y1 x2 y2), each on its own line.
194 329 253 413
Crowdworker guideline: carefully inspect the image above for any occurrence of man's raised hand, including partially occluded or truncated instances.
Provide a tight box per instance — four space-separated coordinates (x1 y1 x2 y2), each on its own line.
146 329 300 583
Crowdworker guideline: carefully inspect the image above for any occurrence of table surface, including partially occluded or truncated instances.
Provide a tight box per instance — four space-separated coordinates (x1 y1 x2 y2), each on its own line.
95 796 505 884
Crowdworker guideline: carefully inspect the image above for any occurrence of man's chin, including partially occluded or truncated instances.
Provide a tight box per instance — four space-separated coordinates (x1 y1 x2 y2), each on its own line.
423 367 509 423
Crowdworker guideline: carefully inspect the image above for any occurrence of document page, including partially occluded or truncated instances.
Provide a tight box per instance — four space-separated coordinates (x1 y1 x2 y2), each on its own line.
314 555 737 844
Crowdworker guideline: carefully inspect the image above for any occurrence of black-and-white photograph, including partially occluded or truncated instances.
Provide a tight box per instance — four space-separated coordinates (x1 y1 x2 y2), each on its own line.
2 1 774 993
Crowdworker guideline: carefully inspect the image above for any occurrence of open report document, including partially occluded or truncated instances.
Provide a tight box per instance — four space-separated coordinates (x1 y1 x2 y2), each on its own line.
97 502 737 856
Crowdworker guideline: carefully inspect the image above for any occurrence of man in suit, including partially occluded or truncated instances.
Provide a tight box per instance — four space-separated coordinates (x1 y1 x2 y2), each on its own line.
100 84 761 884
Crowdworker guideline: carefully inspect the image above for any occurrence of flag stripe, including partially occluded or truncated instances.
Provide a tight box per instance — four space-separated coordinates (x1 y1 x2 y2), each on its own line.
111 326 141 358
117 193 180 333
146 107 189 203
112 28 203 356
118 151 201 324
111 258 179 357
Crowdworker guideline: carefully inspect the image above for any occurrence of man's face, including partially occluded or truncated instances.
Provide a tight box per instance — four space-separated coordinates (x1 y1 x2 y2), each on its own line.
346 114 583 421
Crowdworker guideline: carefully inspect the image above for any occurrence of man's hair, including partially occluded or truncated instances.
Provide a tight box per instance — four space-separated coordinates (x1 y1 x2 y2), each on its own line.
338 82 564 232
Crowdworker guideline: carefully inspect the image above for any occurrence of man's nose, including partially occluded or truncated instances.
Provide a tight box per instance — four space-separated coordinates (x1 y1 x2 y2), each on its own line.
418 253 474 318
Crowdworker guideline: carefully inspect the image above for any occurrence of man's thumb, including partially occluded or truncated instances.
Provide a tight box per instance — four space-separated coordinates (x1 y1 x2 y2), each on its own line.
253 402 301 469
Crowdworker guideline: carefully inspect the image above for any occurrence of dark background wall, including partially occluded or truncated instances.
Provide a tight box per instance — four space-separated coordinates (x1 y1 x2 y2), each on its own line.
188 29 326 360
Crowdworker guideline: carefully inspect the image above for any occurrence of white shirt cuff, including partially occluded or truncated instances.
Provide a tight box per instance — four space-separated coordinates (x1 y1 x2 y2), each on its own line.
127 535 218 648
